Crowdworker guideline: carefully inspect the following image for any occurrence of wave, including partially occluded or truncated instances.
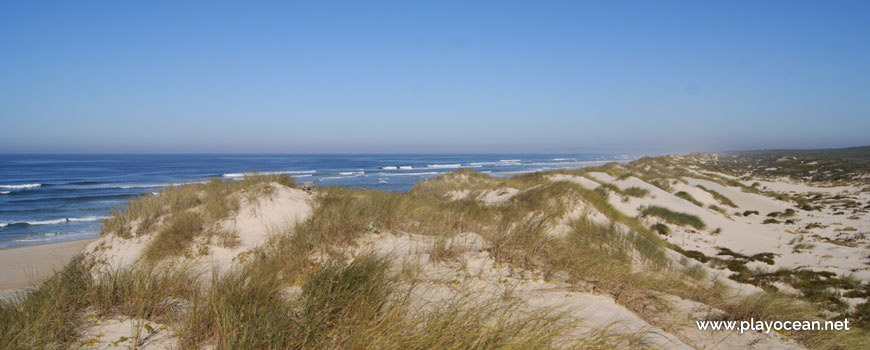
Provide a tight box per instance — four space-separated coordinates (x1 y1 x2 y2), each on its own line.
0 183 41 189
380 166 398 170
116 181 207 189
9 193 137 204
223 170 316 178
499 159 521 162
0 191 9 195
339 171 364 175
380 166 414 170
399 166 414 170
426 164 462 169
1 231 99 248
0 216 112 227
67 181 103 185
375 171 444 177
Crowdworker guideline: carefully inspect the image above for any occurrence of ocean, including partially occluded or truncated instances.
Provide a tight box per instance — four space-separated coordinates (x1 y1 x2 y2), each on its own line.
0 154 631 248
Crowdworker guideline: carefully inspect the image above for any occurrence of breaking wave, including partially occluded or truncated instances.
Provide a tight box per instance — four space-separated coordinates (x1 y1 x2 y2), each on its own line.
426 164 462 169
0 183 41 189
223 170 316 178
1 216 112 227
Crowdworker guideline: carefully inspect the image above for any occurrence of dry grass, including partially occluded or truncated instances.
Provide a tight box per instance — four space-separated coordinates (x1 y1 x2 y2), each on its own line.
3 168 869 349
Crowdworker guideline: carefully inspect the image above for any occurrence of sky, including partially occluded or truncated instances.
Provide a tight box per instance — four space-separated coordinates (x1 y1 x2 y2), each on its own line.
1 1 868 154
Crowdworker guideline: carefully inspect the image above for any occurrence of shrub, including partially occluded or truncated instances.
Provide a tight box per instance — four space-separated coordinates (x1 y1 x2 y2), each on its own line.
651 223 670 236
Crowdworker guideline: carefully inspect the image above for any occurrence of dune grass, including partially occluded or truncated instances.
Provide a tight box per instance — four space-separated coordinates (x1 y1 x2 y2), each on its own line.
102 174 295 239
4 168 870 349
675 191 703 207
0 256 91 349
640 205 706 230
623 187 650 198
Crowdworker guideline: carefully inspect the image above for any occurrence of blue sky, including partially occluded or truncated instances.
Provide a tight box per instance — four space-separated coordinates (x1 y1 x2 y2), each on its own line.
1 1 868 154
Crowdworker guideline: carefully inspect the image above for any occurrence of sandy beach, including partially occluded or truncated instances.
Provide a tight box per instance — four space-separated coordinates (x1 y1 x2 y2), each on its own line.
0 239 94 292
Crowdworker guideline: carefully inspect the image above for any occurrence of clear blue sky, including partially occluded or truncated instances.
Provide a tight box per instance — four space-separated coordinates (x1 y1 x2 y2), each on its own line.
1 1 868 154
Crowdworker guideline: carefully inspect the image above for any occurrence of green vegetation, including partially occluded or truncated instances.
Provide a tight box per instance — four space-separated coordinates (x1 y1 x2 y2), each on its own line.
3 166 870 350
675 191 703 207
640 205 706 230
708 204 726 214
623 187 649 198
650 223 670 236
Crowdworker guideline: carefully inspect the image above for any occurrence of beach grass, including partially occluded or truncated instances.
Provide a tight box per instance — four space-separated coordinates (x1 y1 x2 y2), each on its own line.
3 162 870 349
640 205 706 230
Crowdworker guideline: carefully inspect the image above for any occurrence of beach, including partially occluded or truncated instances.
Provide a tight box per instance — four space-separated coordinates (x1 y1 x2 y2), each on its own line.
0 239 94 293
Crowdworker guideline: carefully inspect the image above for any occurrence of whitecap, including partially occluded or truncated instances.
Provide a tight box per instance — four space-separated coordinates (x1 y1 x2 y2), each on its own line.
223 170 316 178
25 219 68 225
376 172 444 177
425 164 461 169
0 183 41 189
0 191 9 195
67 216 112 222
380 166 398 170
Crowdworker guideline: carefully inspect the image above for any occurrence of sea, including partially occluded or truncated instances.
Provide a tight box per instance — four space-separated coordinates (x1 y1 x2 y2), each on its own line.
0 154 632 248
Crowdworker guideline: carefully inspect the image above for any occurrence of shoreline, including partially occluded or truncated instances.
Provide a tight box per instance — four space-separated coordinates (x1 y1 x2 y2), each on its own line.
0 238 95 293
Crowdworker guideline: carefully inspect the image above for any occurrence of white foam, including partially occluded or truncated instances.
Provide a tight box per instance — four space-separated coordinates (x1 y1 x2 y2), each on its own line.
399 166 414 170
9 216 113 226
0 183 41 189
381 166 398 170
223 170 316 178
376 171 444 177
0 223 7 228
339 171 364 175
426 164 462 169
0 191 9 195
67 216 112 222
25 219 68 225
117 181 206 189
